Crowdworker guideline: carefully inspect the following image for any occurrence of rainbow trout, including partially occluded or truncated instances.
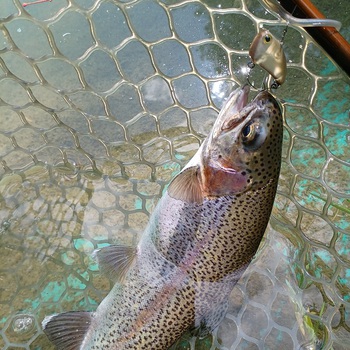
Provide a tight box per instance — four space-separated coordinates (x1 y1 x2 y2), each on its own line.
42 85 283 349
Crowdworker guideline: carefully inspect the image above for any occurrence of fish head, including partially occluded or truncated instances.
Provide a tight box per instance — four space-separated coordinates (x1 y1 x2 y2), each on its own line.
167 86 283 203
202 86 283 198
249 28 287 85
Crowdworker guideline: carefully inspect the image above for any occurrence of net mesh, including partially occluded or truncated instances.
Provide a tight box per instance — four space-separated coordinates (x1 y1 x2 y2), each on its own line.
0 0 349 349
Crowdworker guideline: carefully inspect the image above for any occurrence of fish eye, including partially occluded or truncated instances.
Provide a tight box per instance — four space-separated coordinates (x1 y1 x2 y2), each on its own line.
241 120 266 150
264 35 271 44
242 122 255 140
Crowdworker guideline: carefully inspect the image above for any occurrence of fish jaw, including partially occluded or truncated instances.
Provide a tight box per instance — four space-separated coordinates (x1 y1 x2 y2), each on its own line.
199 85 252 198
167 85 251 203
200 88 283 198
201 86 251 197
211 84 250 137
179 85 250 179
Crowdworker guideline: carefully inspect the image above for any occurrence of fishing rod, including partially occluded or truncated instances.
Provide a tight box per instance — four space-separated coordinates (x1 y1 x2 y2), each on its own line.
278 0 350 77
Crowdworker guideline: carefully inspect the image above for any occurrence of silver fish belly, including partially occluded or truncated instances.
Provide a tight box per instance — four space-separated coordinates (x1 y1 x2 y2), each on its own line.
42 85 284 349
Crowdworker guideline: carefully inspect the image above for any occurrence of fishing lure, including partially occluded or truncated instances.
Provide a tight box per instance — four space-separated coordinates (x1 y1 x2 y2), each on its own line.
248 28 287 88
247 0 342 89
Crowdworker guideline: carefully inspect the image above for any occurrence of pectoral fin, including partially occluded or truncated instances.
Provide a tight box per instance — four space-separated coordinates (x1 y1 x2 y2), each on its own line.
167 166 203 204
42 311 92 350
92 245 137 282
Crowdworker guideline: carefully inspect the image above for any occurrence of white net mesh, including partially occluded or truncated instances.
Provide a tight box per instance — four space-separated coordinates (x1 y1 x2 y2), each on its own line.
0 0 349 349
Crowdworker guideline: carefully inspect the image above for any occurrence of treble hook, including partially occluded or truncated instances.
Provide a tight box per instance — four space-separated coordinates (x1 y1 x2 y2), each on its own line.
246 61 274 92
246 62 259 90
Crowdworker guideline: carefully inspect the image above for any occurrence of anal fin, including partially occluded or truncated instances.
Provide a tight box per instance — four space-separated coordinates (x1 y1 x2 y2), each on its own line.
42 311 92 350
92 244 137 282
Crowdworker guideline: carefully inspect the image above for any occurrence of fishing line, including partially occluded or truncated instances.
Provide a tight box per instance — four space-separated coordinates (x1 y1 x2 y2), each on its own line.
278 4 298 46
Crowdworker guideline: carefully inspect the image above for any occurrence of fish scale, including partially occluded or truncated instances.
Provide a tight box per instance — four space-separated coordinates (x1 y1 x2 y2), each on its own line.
42 85 283 349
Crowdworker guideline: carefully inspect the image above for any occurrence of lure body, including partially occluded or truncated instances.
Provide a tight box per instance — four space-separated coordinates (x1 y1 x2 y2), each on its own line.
249 28 287 85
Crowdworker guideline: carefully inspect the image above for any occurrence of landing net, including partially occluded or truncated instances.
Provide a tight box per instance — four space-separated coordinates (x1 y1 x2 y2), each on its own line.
0 0 349 349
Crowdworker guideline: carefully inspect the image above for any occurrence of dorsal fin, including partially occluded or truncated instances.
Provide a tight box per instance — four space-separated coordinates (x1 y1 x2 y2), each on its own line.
42 311 92 350
167 166 203 204
92 245 137 282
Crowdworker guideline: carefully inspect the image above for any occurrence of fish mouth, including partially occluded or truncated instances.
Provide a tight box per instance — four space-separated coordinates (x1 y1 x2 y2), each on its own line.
213 85 250 134
225 84 250 113
254 89 273 101
253 89 279 110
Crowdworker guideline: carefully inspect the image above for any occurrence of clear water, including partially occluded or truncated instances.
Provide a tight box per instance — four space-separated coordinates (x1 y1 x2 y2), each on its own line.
0 0 349 349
